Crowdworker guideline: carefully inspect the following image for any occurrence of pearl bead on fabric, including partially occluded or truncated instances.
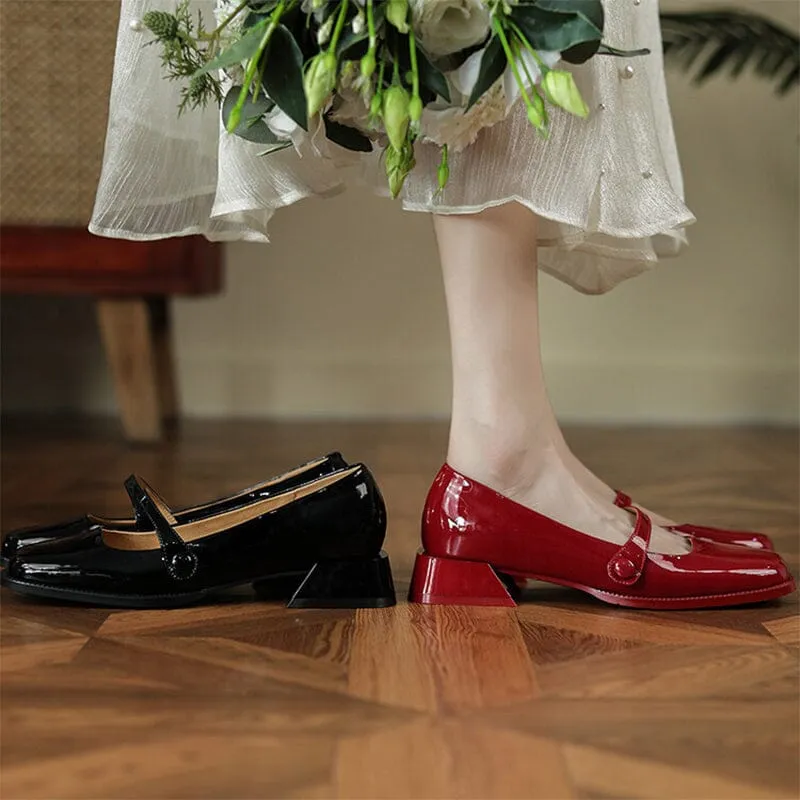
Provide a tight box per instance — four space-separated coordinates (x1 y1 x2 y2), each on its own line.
129 18 144 32
621 65 636 79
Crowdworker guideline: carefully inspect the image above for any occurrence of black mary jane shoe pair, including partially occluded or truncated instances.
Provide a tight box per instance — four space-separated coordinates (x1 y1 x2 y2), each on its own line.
0 453 396 609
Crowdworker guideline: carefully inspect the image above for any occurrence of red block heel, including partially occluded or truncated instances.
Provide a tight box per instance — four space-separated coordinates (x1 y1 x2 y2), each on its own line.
408 552 518 607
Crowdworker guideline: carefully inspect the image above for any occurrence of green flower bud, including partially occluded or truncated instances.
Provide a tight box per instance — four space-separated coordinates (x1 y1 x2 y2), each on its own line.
526 102 545 130
304 52 338 118
382 84 410 151
361 50 376 79
142 10 179 39
369 90 383 119
388 167 406 198
385 141 415 198
542 70 589 118
385 143 400 170
437 145 449 190
408 94 423 123
385 0 409 33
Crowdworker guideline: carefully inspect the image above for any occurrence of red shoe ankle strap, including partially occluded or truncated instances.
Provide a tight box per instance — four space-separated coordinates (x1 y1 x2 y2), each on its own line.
607 505 653 586
614 490 633 509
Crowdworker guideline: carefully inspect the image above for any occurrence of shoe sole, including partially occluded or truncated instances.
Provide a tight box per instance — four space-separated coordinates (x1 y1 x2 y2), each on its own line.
518 573 797 609
408 552 797 610
1 552 397 610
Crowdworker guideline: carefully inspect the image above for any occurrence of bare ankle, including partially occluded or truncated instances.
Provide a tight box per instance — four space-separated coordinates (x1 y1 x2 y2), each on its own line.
447 426 565 499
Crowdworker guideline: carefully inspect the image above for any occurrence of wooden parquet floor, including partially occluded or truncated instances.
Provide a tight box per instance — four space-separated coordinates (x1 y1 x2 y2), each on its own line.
1 418 798 799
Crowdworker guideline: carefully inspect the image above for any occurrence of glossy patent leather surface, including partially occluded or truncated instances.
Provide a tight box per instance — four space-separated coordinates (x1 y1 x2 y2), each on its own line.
410 464 795 609
613 490 775 551
1 518 98 565
5 464 387 602
0 452 348 564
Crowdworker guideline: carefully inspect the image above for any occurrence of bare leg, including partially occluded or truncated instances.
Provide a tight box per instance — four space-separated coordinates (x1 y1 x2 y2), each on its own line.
434 202 686 553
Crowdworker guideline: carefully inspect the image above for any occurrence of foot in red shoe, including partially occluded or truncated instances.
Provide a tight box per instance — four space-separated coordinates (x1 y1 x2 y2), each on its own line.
612 491 775 551
409 465 796 610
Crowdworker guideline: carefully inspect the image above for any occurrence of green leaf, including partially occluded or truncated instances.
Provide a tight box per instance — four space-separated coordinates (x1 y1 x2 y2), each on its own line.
337 5 385 60
242 12 268 31
561 41 600 64
257 141 293 156
242 3 279 31
532 0 604 32
222 85 281 144
596 43 650 58
337 27 370 59
323 117 374 152
262 24 308 130
195 18 269 76
416 46 451 103
248 0 280 12
467 37 506 109
510 6 602 52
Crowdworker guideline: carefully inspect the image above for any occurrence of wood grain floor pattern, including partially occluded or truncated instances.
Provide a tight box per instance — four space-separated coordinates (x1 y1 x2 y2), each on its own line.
1 419 797 799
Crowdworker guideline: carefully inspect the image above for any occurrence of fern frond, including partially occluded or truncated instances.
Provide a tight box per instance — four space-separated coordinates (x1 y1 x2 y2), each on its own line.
660 10 800 95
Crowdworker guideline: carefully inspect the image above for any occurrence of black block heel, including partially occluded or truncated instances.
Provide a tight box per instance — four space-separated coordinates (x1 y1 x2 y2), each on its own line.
271 551 396 609
250 570 308 600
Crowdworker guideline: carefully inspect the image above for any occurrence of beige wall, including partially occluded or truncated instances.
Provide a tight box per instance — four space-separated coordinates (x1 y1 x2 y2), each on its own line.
2 0 798 423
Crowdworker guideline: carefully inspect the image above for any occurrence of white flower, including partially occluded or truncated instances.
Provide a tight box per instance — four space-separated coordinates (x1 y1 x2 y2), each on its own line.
352 9 366 35
409 0 490 58
265 108 307 154
300 0 326 23
448 43 560 109
419 83 507 151
317 14 335 45
447 48 484 103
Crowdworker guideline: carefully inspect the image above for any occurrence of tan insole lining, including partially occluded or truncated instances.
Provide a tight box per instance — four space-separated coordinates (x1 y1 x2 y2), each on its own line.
87 458 329 527
102 466 361 551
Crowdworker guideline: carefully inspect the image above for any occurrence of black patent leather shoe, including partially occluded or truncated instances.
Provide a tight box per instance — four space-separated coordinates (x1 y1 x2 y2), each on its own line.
1 464 395 609
1 452 347 567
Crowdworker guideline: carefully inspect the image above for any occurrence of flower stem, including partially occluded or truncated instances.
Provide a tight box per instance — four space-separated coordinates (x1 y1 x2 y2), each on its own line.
511 37 539 95
228 1 287 132
408 27 420 98
378 56 386 88
366 0 377 49
492 16 533 108
329 0 350 53
507 19 551 74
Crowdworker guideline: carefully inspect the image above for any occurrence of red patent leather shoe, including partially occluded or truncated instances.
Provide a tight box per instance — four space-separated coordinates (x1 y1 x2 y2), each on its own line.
409 465 795 610
613 491 775 551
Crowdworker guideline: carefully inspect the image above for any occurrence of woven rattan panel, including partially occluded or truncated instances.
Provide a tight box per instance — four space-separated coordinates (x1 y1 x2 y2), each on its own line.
0 1 121 226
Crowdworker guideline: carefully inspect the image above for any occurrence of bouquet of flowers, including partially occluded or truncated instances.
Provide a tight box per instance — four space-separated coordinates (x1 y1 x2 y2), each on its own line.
140 0 648 196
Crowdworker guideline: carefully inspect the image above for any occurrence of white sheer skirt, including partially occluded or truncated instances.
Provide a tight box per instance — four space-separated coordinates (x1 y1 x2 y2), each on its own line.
89 0 695 294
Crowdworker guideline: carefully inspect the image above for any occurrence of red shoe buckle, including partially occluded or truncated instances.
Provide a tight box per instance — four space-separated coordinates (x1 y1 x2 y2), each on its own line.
606 505 652 586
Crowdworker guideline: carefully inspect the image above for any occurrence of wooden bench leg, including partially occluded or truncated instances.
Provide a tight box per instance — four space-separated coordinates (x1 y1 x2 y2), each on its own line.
148 297 179 424
96 298 167 443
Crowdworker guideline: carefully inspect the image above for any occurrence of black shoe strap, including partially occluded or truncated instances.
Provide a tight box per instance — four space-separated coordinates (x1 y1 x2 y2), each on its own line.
123 476 198 581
